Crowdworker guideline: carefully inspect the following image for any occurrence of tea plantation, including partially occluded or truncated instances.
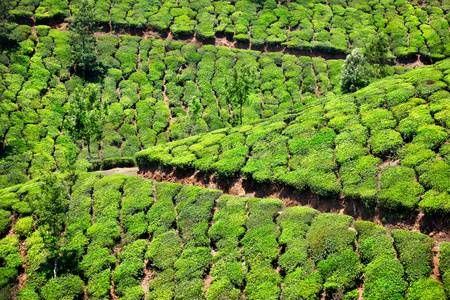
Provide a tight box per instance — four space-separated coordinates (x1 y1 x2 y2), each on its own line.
3 0 450 299
137 58 450 216
7 0 450 60
0 173 448 299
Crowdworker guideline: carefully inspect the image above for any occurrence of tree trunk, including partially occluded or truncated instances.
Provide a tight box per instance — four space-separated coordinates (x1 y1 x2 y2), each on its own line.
87 142 91 161
54 257 57 278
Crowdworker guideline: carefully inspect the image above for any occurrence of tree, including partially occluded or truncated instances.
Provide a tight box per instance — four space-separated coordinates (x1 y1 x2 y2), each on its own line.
225 63 257 125
33 173 70 278
63 84 106 161
0 0 14 45
340 48 369 94
68 0 99 79
365 33 392 78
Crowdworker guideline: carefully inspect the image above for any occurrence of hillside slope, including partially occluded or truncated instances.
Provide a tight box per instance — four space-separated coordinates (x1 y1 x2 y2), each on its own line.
137 58 450 216
0 173 448 299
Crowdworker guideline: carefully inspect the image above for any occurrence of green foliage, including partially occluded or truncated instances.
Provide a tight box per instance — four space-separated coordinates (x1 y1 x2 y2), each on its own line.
406 278 446 300
354 221 395 263
40 274 84 300
68 0 100 78
364 256 407 300
341 48 369 93
225 64 258 125
391 229 435 283
64 85 106 160
317 249 363 296
306 213 355 261
13 216 33 237
146 230 182 270
0 235 22 288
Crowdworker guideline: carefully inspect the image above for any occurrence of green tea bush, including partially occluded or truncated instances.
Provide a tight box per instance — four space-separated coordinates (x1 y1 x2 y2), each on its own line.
378 165 424 210
0 210 11 235
306 213 355 261
242 198 283 266
0 236 22 288
317 249 363 296
146 230 182 270
370 129 403 157
363 256 407 300
353 221 395 263
419 190 450 216
175 185 222 246
174 245 212 281
40 274 84 300
13 216 33 237
244 261 281 300
113 239 146 296
340 156 381 209
417 159 450 192
406 278 446 300
391 229 435 283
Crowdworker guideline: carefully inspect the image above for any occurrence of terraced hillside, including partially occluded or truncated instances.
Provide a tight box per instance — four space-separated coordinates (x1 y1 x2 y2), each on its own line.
1 28 364 188
0 173 449 300
3 1 450 299
7 0 450 60
137 58 450 217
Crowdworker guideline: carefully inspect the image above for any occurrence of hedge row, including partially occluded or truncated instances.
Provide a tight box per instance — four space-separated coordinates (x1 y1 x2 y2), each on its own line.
277 206 322 300
242 198 283 300
207 195 248 300
354 221 407 300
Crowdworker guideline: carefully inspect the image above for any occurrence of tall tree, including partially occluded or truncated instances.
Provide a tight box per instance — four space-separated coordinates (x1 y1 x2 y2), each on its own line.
225 63 257 125
68 0 99 79
63 84 106 161
33 173 70 278
365 33 392 78
0 0 13 44
340 48 369 93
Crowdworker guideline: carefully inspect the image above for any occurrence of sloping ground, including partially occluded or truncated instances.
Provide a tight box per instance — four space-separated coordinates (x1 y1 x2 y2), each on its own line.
3 26 377 189
0 173 449 300
137 58 450 218
7 0 450 61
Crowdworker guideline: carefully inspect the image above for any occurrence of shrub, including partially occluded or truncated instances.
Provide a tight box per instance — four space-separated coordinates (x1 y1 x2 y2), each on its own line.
417 159 450 192
0 235 22 288
146 182 181 237
306 213 355 261
406 278 446 300
370 129 403 157
174 245 212 281
340 155 381 209
146 230 182 270
40 274 84 300
281 267 322 300
175 185 222 246
244 261 281 300
391 229 435 283
354 221 396 263
363 256 407 300
317 249 363 296
13 216 33 237
0 210 11 235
